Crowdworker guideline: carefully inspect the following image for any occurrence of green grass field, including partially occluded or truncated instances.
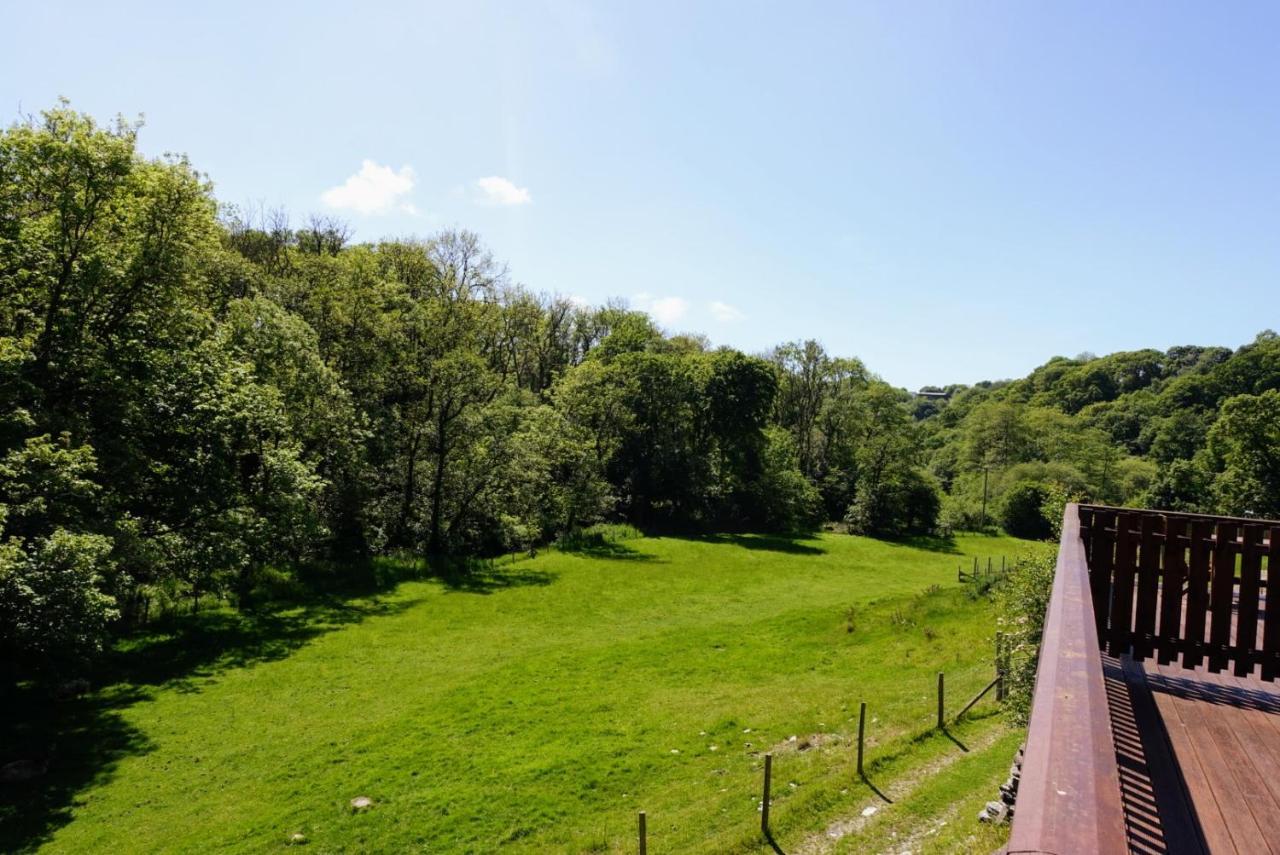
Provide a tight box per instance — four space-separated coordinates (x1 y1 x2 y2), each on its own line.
2 530 1040 854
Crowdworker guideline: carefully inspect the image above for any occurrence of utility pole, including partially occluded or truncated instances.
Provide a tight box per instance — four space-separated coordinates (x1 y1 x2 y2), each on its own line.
980 465 989 528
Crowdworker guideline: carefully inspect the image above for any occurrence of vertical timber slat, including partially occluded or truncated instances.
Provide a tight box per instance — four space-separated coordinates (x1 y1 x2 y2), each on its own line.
1133 514 1161 660
1157 516 1187 665
1088 508 1116 642
1183 519 1213 670
1207 521 1238 673
1264 527 1280 680
1235 524 1264 676
1109 513 1138 656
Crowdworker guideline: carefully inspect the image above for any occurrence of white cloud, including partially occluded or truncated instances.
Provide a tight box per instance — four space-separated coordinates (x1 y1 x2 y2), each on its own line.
709 300 745 322
633 293 688 326
475 176 532 206
321 160 417 215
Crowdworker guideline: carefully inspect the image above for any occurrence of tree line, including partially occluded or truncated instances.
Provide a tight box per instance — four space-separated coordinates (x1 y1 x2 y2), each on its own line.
3 104 1279 682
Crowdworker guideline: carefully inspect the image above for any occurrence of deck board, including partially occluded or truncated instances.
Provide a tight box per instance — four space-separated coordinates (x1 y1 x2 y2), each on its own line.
1111 654 1280 853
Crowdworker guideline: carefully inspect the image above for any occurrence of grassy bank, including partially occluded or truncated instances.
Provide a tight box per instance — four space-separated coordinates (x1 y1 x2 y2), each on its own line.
3 530 1039 853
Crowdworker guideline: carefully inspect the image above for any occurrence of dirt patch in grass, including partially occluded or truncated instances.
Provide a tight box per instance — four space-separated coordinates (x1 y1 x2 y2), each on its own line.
792 724 1009 855
766 732 845 756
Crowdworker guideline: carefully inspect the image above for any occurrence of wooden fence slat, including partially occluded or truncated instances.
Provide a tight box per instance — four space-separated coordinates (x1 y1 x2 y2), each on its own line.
1133 514 1161 659
1108 513 1138 656
1207 522 1238 673
1157 517 1187 665
1087 509 1116 641
1264 527 1280 681
1079 505 1094 550
1183 519 1213 670
1076 505 1280 681
1234 524 1265 677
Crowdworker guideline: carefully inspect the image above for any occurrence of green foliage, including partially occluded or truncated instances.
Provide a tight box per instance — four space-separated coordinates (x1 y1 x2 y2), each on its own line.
844 466 941 537
998 482 1053 540
0 528 117 676
750 427 822 531
1206 389 1280 518
995 549 1057 724
11 99 1280 694
1140 458 1211 513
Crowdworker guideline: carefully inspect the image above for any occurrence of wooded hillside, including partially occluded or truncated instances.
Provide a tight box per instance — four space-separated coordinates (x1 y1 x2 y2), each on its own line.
2 104 1277 681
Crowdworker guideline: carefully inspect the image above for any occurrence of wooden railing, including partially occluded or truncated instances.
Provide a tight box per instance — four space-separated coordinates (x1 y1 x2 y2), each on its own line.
1006 503 1127 854
1079 504 1280 678
1010 503 1280 852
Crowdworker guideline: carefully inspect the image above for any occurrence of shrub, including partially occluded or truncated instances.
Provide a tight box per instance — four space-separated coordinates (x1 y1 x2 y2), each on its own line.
0 529 118 679
750 427 822 532
844 468 941 537
995 549 1056 724
998 482 1053 540
938 492 993 534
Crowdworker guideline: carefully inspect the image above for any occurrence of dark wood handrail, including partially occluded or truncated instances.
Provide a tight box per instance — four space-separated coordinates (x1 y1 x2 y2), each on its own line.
1079 501 1280 529
1007 503 1127 854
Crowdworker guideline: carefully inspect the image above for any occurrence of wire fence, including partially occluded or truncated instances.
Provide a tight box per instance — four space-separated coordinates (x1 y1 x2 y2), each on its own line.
631 636 1011 853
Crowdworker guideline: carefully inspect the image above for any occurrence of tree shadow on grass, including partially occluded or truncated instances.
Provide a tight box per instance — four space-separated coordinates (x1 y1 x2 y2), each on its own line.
0 684 153 854
317 554 562 594
555 535 661 562
431 560 560 593
0 592 415 852
696 532 826 556
887 534 962 555
100 596 414 690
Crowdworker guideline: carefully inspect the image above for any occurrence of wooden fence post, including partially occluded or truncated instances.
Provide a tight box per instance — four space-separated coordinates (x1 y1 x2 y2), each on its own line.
995 632 1005 701
937 672 945 728
761 753 772 835
638 811 646 855
857 701 867 777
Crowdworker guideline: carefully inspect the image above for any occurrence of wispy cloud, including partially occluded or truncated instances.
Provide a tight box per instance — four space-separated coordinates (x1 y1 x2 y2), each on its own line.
633 293 688 326
476 176 532 206
709 300 745 322
322 160 417 215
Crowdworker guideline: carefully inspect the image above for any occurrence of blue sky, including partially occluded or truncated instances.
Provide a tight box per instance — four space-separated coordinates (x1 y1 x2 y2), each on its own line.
5 2 1279 389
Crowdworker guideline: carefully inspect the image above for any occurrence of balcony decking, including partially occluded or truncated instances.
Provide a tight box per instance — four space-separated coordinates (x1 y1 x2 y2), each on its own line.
1008 504 1280 855
1108 653 1280 854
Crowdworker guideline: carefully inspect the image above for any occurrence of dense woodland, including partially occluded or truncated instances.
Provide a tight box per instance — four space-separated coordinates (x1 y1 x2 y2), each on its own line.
3 105 1280 682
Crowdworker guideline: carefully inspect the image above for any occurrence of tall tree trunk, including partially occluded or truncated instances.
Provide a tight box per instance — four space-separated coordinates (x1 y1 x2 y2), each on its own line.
427 411 449 555
397 429 421 546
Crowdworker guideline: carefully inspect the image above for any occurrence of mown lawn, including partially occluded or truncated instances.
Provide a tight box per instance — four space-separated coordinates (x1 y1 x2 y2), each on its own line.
2 530 1042 853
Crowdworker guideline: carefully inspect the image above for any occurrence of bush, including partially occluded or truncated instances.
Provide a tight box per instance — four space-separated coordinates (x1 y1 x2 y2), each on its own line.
0 529 118 679
844 468 940 537
998 481 1053 540
938 492 993 534
995 549 1056 724
750 427 822 532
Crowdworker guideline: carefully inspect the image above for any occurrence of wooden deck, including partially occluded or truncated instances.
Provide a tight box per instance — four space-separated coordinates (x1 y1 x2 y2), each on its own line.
1008 504 1280 855
1106 653 1280 853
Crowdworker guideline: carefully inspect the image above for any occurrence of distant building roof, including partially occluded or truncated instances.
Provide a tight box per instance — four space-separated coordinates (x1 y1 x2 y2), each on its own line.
915 389 950 399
